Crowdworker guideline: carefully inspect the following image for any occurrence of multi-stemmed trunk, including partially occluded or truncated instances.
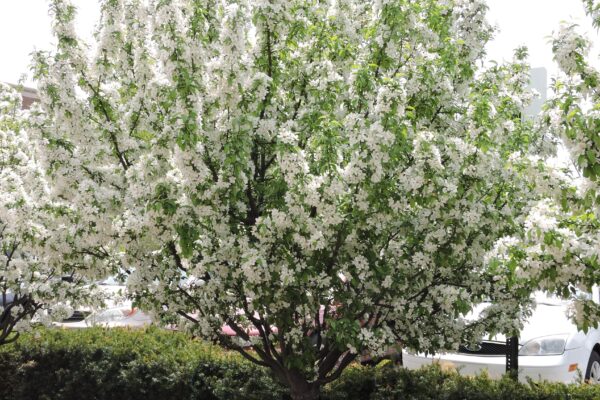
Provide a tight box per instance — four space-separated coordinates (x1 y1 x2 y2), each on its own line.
289 380 321 400
284 370 322 400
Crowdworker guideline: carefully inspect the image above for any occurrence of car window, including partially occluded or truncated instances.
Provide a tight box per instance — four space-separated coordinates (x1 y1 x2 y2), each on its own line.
88 309 125 323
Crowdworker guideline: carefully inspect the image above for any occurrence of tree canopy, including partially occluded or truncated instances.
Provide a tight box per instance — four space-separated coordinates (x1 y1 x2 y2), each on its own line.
0 83 97 345
24 0 598 398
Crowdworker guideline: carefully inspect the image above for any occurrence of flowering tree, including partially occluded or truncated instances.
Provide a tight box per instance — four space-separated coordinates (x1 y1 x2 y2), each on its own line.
479 0 600 337
0 83 94 345
548 1 600 186
511 0 600 329
31 0 577 398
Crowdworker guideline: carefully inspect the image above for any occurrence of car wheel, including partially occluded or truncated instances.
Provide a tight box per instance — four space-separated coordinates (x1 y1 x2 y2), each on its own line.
585 350 600 384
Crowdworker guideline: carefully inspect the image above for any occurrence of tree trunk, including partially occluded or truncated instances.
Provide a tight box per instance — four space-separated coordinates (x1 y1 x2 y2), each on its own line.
287 373 321 400
290 382 320 400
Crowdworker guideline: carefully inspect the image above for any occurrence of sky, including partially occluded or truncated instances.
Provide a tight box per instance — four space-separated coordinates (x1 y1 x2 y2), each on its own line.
486 0 597 71
0 0 98 86
0 0 598 87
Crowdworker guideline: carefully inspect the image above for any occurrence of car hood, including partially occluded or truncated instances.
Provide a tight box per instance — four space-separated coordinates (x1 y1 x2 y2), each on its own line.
470 301 577 344
520 303 577 341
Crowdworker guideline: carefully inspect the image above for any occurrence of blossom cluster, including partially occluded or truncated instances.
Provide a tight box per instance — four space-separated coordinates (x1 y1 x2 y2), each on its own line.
487 0 600 330
24 0 588 392
0 83 102 344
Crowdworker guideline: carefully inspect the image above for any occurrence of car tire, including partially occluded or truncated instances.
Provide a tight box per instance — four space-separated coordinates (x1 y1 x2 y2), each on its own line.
585 350 600 384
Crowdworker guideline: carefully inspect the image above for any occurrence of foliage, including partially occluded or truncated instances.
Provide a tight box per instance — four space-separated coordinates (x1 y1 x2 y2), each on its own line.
582 0 600 28
545 0 600 191
27 0 591 398
489 0 600 331
0 83 101 346
3 328 600 400
326 363 600 400
0 326 288 400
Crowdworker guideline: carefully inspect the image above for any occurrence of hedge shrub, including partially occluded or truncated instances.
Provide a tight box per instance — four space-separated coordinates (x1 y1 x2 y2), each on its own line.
0 327 287 400
2 327 600 400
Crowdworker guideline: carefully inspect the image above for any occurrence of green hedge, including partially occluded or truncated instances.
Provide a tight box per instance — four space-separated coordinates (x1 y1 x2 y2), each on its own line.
2 327 600 400
0 327 287 400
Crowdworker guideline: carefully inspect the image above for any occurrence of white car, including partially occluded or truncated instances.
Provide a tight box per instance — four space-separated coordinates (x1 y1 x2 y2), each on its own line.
56 306 153 329
58 277 127 322
403 291 600 383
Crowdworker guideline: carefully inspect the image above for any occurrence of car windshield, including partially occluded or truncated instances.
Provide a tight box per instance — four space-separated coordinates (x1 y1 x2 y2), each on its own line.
534 290 595 306
534 292 569 306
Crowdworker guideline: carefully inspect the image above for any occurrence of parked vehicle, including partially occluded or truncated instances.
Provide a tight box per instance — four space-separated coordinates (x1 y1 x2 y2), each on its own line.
59 276 129 322
403 291 600 383
56 305 152 329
